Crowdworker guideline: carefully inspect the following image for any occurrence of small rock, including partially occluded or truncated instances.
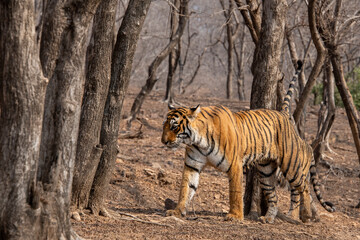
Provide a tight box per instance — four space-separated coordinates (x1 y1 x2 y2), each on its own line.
71 212 81 221
165 198 177 210
144 168 156 178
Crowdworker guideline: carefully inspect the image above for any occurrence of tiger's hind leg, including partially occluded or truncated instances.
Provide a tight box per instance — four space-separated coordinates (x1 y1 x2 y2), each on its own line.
288 188 301 220
257 162 278 224
289 176 312 223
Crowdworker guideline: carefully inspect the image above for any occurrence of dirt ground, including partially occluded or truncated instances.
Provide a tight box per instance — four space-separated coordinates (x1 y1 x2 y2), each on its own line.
72 88 360 240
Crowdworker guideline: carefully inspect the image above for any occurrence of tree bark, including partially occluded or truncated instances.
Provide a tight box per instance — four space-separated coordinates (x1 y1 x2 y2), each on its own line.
235 24 246 101
250 0 287 109
127 0 188 127
293 0 326 124
72 0 118 211
88 0 152 216
164 0 181 104
329 50 360 163
246 0 288 216
220 0 236 99
39 0 101 237
312 60 336 165
1 0 101 238
0 1 47 238
285 25 308 139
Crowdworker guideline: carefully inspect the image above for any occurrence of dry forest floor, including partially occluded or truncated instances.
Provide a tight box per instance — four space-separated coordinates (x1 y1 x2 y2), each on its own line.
72 88 360 240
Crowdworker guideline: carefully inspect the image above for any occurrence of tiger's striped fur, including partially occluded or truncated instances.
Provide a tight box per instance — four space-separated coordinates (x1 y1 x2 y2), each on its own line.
161 62 334 223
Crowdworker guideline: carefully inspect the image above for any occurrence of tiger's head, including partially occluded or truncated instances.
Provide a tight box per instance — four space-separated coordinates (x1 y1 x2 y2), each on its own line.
161 104 201 148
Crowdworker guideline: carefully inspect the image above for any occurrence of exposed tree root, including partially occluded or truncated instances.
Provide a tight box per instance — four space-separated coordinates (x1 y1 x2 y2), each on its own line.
119 124 143 139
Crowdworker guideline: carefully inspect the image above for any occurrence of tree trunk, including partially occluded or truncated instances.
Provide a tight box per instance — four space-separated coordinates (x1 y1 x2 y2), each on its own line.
235 24 246 101
39 0 101 237
285 25 308 139
72 0 118 211
164 0 181 104
127 0 188 127
87 0 152 216
250 0 287 109
225 0 235 99
0 1 47 238
293 0 326 124
1 0 100 238
312 60 336 165
329 49 360 163
246 0 288 216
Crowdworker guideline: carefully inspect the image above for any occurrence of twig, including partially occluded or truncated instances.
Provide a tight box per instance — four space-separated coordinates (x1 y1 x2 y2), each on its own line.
115 211 174 228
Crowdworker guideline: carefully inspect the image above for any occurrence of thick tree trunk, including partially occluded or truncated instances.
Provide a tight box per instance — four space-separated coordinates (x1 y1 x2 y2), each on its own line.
39 0 101 237
87 0 152 216
127 0 188 127
1 0 100 238
250 0 287 109
72 0 118 211
0 1 47 238
246 0 288 216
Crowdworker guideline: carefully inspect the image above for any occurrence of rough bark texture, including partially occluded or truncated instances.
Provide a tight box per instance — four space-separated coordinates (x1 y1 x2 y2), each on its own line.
245 0 288 216
39 0 100 238
127 0 188 126
1 0 100 238
71 0 118 211
0 1 47 238
250 0 287 109
88 0 152 215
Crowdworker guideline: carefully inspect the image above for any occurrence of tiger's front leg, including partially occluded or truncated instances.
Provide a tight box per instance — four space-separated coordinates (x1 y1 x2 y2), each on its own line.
166 149 205 218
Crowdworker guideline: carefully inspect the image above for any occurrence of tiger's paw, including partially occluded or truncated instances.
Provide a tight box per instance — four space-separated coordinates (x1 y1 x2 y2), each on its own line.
259 216 275 224
166 208 184 218
224 213 244 222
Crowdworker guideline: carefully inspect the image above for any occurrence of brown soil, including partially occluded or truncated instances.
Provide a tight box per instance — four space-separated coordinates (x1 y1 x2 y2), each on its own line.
72 88 360 240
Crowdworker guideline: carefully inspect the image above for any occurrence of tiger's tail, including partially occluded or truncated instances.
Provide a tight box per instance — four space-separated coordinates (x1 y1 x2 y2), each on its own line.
281 60 303 113
310 161 336 212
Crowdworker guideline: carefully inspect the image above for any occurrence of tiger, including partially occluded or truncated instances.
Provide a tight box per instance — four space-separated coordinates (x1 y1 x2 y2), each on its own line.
161 62 335 223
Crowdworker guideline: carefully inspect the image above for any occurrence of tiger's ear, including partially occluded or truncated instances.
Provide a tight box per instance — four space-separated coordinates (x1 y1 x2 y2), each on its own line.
189 104 201 120
168 104 175 110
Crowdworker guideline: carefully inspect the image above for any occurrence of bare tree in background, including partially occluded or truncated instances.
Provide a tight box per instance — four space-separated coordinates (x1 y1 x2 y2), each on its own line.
312 59 336 166
127 0 189 127
219 0 240 99
234 23 247 101
164 0 181 104
285 23 311 139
